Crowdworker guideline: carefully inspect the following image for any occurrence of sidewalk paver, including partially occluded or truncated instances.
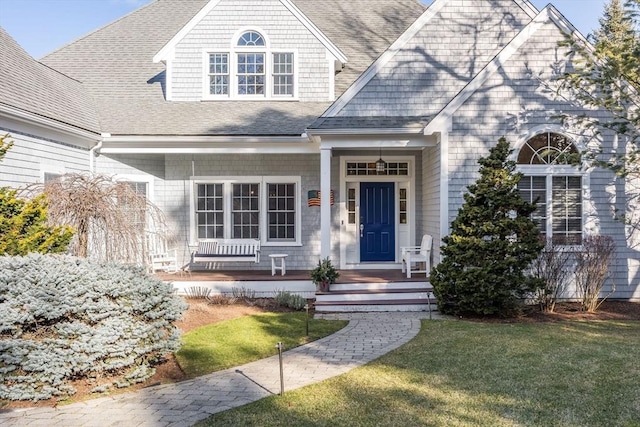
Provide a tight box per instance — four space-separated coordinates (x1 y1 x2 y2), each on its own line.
1 312 442 427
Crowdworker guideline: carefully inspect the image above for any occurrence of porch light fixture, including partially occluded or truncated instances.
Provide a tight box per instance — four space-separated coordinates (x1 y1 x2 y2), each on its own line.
376 148 386 174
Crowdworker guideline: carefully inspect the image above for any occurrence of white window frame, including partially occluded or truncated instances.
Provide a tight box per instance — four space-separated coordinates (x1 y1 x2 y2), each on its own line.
517 165 586 247
190 176 301 246
202 28 298 100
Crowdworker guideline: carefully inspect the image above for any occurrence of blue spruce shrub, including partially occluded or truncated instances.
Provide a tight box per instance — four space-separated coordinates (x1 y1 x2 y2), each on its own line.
0 253 188 401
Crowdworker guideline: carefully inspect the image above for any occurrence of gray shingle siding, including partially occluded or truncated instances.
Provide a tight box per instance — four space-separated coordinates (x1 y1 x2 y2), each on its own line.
0 129 89 187
447 18 637 297
338 0 531 117
101 153 324 270
171 0 331 102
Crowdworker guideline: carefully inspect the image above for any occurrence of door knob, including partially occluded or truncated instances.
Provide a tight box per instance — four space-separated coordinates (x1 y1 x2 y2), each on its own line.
359 223 364 238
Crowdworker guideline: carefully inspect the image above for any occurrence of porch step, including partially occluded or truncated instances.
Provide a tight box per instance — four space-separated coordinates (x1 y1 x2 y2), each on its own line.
314 281 436 313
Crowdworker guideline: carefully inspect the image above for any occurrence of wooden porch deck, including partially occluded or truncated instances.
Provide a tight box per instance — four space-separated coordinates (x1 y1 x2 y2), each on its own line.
155 269 426 283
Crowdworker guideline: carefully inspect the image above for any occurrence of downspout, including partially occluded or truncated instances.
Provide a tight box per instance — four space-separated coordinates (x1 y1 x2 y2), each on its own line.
89 134 107 175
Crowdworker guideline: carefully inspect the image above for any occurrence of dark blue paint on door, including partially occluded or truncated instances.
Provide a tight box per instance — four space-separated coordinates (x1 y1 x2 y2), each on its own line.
360 182 395 262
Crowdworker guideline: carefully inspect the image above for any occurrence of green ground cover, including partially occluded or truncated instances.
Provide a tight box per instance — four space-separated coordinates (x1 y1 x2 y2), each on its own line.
200 319 640 427
176 312 347 378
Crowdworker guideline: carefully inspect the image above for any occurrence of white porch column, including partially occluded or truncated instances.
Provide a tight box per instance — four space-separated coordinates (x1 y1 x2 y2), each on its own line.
320 147 332 259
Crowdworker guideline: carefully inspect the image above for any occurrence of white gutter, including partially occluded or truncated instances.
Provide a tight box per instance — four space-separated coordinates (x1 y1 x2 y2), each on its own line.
0 103 99 144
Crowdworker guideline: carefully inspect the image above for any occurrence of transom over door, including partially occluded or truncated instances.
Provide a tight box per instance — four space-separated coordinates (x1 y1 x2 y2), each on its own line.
360 182 395 262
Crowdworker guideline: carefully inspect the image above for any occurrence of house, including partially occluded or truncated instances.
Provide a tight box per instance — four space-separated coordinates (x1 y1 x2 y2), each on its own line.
0 0 637 300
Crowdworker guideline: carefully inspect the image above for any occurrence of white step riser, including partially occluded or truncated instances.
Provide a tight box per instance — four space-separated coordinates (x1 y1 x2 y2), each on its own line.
316 293 433 303
316 304 437 313
331 282 430 292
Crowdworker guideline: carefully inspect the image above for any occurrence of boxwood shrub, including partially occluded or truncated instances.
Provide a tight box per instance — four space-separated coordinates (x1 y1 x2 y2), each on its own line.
0 253 187 401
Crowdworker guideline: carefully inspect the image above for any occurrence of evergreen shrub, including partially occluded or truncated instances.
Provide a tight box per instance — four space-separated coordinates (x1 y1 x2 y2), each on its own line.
431 138 544 317
0 253 187 401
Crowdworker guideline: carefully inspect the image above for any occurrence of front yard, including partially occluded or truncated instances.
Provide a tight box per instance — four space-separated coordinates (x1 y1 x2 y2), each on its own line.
201 307 640 427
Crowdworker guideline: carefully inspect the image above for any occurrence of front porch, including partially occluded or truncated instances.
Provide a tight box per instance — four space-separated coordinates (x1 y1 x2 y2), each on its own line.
157 269 435 313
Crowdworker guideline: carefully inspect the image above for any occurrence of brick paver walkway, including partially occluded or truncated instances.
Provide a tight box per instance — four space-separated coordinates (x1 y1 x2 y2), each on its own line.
1 312 441 427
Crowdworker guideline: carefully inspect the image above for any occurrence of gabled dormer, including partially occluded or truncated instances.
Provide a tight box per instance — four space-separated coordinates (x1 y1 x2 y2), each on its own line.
153 0 347 102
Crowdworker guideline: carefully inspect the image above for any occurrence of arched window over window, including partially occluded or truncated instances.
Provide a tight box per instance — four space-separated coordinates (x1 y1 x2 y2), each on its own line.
205 30 295 99
517 132 583 245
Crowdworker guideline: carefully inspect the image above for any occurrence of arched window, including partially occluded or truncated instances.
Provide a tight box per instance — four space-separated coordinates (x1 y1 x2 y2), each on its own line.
205 30 295 98
517 132 583 245
237 31 265 47
517 132 579 165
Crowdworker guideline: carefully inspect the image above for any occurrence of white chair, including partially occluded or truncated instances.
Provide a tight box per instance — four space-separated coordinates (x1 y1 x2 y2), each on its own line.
146 231 178 273
401 234 433 279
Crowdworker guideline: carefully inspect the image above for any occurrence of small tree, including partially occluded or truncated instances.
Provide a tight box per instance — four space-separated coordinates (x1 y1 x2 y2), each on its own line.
23 173 166 265
575 235 616 312
431 138 544 316
0 134 73 255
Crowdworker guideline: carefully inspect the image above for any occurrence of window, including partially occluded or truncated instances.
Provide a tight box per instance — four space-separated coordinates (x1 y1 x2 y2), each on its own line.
205 30 295 99
272 53 294 96
193 177 300 245
232 183 259 238
517 132 583 245
346 162 409 176
196 184 224 239
237 53 265 95
268 183 295 241
43 172 63 183
208 53 229 95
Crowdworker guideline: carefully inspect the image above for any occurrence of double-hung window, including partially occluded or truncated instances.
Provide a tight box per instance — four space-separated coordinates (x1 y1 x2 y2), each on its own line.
517 132 584 245
193 177 300 245
206 30 295 99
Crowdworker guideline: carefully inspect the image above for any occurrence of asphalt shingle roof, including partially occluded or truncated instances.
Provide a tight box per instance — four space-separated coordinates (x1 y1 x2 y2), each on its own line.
37 0 425 137
0 27 100 133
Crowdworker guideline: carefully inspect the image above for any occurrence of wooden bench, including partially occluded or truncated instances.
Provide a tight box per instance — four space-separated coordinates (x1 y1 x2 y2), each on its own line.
191 239 261 266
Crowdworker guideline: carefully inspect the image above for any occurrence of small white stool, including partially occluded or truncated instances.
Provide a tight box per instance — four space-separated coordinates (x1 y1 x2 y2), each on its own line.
269 254 288 276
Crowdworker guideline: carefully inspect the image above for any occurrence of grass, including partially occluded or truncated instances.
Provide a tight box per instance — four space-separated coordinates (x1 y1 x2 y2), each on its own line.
199 320 640 427
176 312 348 378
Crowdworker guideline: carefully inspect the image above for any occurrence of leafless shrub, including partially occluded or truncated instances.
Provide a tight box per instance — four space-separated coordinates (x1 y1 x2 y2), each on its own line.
22 173 166 266
207 294 237 305
575 235 616 312
184 286 212 300
231 286 256 303
530 241 572 312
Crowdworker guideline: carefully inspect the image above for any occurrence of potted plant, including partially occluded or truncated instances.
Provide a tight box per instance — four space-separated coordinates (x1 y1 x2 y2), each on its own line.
310 257 340 292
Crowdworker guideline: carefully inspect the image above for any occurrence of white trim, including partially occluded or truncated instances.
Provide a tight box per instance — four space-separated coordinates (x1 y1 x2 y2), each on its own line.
153 0 223 63
322 0 448 117
99 135 316 155
437 124 451 257
201 49 231 100
189 176 302 247
153 0 347 65
514 127 589 246
338 155 416 270
165 58 174 101
0 104 99 146
202 45 299 100
512 124 588 157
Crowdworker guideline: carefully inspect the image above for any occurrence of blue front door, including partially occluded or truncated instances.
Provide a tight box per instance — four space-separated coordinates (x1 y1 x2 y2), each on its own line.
360 182 395 262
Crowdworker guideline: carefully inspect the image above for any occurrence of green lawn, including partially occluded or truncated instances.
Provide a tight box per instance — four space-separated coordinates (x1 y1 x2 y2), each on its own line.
199 320 640 427
176 312 347 378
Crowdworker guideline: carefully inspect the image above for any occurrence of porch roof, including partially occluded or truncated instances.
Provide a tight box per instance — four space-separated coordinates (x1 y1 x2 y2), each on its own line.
308 115 434 132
